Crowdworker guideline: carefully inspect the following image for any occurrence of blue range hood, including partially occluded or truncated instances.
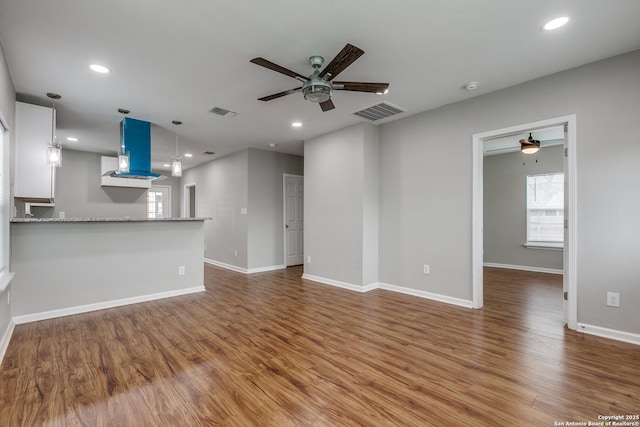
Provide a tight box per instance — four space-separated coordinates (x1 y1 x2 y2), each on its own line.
108 117 160 179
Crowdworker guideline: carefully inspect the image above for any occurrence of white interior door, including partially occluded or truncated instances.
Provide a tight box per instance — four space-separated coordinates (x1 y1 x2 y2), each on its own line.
284 175 304 266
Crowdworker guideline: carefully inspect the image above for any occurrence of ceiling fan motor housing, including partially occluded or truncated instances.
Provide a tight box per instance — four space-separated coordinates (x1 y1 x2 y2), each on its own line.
303 78 332 103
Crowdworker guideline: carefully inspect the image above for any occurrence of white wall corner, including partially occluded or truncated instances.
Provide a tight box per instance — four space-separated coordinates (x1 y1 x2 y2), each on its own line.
0 319 16 364
378 282 473 308
577 323 640 346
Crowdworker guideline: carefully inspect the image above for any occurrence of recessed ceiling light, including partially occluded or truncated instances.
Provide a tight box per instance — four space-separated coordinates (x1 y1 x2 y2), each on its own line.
66 137 78 142
89 64 110 73
163 163 170 167
184 153 193 157
543 16 569 31
269 143 278 148
291 122 302 127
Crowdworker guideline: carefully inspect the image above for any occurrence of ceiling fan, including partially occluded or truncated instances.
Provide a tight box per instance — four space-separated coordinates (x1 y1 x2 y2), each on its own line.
520 133 541 154
250 43 389 112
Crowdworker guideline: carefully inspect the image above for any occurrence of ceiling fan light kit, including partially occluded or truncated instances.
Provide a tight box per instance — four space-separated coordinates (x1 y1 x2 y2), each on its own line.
520 132 541 154
251 43 389 112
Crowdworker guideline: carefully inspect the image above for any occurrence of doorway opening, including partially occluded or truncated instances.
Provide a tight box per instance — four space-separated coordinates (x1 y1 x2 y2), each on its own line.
184 183 196 218
472 115 577 330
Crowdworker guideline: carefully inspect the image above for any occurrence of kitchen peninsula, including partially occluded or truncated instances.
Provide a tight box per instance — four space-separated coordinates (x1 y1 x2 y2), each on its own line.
10 217 209 323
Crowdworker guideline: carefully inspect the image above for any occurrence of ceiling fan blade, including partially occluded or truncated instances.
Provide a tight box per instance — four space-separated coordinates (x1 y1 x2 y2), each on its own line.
258 87 302 102
333 81 389 94
319 44 364 80
250 58 309 81
319 99 335 112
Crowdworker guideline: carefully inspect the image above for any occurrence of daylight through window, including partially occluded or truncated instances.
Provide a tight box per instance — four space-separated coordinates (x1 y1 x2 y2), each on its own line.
526 173 564 246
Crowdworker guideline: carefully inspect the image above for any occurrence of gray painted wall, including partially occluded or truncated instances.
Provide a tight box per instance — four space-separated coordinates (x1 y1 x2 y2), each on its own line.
182 149 249 269
10 221 204 317
378 50 640 334
247 149 303 269
362 124 379 286
152 175 181 219
484 145 564 270
44 149 148 219
182 148 303 271
304 123 378 287
0 42 15 349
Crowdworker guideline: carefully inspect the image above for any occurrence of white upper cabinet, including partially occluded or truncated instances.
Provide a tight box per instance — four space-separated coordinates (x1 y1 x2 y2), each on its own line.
14 102 55 201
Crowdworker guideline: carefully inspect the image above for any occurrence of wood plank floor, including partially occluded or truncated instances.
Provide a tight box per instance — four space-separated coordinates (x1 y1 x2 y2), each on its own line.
1 265 639 426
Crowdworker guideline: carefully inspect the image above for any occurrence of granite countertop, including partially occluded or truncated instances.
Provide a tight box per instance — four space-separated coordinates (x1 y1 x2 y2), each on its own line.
11 217 211 223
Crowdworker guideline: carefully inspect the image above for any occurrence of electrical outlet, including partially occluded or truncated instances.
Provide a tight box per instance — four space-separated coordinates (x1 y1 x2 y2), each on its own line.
606 292 620 307
307 256 311 264
178 266 186 275
234 250 238 257
423 264 430 275
204 244 207 251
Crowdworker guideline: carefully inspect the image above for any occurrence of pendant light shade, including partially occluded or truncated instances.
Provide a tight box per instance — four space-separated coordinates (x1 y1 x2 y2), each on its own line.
47 145 62 167
172 120 183 177
520 133 541 155
47 93 62 167
118 153 130 173
118 108 130 172
171 159 182 177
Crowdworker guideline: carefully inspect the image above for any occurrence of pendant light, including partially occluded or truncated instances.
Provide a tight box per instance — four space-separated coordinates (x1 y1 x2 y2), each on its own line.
171 120 183 177
520 133 541 154
46 93 62 167
117 108 130 173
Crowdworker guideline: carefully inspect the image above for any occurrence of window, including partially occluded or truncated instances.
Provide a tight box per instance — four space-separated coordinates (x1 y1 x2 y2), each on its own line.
526 173 564 247
0 114 13 293
0 117 8 273
147 186 171 219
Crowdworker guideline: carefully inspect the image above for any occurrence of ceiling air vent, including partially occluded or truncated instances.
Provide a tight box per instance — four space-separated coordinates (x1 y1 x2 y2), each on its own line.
203 151 216 155
353 102 405 122
209 106 237 118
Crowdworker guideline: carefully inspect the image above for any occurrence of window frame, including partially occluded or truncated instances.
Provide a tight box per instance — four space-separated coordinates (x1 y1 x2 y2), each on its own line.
525 172 565 249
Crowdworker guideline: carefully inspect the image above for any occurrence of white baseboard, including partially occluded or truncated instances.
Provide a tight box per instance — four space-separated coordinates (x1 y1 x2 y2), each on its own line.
301 274 472 308
205 258 248 273
205 258 285 275
301 274 377 293
378 282 473 308
483 262 563 275
577 323 640 346
247 265 286 274
12 286 205 325
0 319 16 365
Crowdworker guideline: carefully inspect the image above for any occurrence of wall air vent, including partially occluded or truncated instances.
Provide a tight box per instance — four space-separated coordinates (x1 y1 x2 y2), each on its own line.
353 102 406 122
209 106 237 118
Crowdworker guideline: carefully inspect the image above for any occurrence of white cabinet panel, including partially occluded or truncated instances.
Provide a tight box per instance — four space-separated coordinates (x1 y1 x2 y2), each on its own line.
14 102 55 201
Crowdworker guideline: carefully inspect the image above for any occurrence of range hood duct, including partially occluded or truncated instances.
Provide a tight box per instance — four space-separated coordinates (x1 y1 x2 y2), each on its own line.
105 117 160 180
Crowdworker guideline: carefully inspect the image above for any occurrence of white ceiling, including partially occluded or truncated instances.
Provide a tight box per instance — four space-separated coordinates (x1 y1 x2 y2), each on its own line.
1 1 639 172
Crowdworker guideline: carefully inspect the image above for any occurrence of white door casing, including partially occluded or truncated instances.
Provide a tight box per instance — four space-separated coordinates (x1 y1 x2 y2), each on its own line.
472 114 577 330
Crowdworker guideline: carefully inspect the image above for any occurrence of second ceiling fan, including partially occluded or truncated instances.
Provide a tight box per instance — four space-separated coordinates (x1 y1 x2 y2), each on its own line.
250 43 389 112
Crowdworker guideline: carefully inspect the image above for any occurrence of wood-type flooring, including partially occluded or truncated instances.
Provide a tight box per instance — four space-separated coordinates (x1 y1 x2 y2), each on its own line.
0 265 638 426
